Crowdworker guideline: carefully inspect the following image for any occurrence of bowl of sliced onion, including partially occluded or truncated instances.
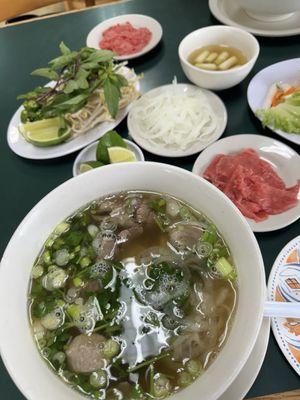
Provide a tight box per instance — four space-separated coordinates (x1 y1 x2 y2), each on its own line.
127 81 227 157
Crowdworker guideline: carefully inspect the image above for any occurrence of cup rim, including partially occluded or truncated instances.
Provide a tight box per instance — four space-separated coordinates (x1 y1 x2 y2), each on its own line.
178 25 260 75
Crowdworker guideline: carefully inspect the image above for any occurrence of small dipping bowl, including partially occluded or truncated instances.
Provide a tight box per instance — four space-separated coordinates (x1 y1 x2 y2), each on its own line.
178 25 260 90
73 139 144 176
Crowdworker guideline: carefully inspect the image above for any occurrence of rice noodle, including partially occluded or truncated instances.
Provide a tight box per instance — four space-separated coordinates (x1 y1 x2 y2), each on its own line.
129 82 218 151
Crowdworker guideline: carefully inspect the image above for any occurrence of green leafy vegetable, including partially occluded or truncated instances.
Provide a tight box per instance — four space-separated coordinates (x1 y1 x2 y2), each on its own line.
31 68 59 81
257 91 300 134
18 42 128 124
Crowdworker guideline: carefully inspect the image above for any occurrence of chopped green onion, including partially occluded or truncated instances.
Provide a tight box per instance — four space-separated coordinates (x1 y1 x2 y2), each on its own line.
186 359 203 377
89 370 107 388
80 256 91 268
54 222 70 235
102 339 120 358
214 257 236 280
178 371 193 387
43 250 51 265
31 264 44 279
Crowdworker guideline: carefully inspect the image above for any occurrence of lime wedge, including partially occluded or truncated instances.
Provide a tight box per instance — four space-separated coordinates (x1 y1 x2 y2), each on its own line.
79 161 103 174
21 117 61 132
108 146 137 163
24 126 71 147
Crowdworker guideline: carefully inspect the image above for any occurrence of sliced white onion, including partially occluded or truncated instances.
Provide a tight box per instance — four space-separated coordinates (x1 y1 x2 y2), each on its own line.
129 83 218 151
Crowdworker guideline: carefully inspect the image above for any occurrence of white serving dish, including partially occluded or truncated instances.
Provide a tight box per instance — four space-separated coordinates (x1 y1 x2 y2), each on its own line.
72 138 145 176
86 14 163 61
127 83 227 157
247 58 300 146
178 25 259 90
0 162 265 400
192 134 300 233
7 67 139 160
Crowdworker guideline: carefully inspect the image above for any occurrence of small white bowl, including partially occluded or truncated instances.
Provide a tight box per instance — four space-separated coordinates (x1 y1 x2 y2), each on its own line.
86 14 163 61
178 25 260 90
236 0 300 21
73 139 144 176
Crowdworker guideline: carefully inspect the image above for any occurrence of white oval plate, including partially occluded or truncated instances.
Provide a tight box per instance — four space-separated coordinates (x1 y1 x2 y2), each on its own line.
247 59 300 146
7 67 140 160
127 83 227 158
192 134 300 232
86 14 163 61
209 0 300 38
268 235 300 376
72 139 144 176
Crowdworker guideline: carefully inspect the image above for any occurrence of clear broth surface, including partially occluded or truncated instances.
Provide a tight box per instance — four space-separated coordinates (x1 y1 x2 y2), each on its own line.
28 191 237 399
188 44 247 71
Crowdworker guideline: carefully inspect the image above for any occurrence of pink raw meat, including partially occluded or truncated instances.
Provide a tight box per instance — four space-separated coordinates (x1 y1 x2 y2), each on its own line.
99 22 152 56
203 149 299 222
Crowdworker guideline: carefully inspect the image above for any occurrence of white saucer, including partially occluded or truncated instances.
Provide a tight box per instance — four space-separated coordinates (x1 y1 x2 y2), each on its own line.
72 138 144 176
128 83 227 158
86 14 163 61
192 134 300 233
209 0 300 37
247 58 300 146
219 318 270 400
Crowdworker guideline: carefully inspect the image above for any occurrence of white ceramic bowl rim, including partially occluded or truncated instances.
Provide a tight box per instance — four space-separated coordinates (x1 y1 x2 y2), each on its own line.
0 162 265 400
178 25 260 75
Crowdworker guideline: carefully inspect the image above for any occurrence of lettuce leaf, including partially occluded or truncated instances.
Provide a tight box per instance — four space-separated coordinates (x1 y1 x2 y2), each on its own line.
257 91 300 134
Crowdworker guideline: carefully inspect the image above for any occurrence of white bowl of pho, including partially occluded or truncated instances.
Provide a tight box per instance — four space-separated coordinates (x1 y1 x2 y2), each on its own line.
0 162 265 400
178 25 260 90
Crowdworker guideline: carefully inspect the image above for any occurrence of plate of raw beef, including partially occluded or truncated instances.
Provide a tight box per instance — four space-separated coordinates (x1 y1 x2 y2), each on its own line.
193 134 300 232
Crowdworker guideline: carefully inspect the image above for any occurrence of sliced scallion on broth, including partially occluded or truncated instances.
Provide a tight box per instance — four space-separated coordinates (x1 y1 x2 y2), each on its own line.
28 191 237 399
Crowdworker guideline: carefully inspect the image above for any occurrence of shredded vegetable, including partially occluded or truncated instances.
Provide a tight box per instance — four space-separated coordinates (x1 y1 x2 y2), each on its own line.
129 82 218 151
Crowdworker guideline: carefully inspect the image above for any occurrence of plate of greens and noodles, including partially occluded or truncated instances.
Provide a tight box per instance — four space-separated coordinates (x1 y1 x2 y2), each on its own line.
247 58 300 146
7 42 140 160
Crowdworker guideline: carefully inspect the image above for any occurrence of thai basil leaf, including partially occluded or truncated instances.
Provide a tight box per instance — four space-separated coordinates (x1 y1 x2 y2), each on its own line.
49 52 78 69
31 68 59 81
59 41 71 55
85 49 115 63
63 80 79 94
103 79 120 118
75 68 90 89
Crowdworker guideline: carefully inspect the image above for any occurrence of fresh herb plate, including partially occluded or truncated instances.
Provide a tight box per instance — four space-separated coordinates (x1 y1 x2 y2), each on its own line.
7 67 140 160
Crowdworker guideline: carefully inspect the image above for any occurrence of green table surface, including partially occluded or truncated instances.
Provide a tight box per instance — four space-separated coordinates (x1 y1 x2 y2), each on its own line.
0 0 299 398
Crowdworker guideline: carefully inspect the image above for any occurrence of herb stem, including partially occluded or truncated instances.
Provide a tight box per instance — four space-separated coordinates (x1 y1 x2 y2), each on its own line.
93 322 111 332
128 352 169 373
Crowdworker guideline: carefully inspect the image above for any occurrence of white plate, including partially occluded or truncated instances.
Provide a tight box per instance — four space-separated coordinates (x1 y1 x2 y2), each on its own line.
7 67 140 160
86 14 163 61
72 138 144 176
247 59 300 146
268 236 300 376
192 134 300 232
127 83 227 158
209 0 300 37
219 318 270 400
